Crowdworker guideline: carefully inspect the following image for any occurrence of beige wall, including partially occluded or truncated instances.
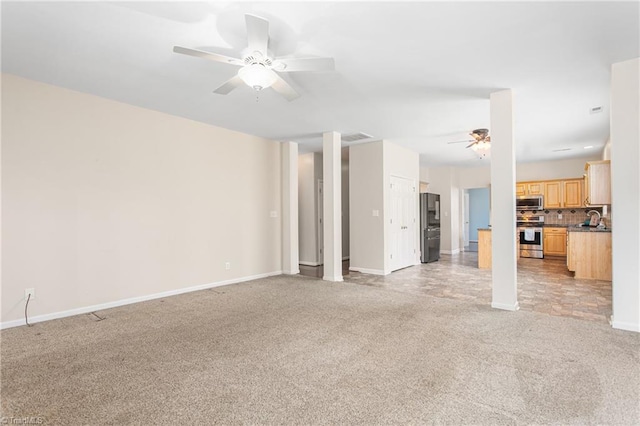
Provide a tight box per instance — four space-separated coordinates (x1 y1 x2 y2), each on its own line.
516 156 600 182
349 141 385 272
2 74 282 325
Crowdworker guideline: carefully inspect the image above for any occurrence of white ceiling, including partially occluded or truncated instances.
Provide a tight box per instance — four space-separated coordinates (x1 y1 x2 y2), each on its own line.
2 1 638 167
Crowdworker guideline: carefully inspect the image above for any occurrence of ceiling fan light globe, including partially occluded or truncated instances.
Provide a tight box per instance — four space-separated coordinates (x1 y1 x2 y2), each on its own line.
238 64 277 91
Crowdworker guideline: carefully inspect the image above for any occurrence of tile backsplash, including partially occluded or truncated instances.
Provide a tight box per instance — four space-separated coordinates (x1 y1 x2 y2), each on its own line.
519 207 611 227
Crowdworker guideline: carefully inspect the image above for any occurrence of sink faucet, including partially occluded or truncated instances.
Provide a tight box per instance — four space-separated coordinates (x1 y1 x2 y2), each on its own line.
587 210 601 225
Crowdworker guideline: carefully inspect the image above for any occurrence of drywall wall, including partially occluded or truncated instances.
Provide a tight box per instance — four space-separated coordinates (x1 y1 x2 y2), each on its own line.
383 141 420 271
2 74 282 326
610 58 640 332
298 153 317 264
516 156 600 181
420 167 458 253
349 141 385 272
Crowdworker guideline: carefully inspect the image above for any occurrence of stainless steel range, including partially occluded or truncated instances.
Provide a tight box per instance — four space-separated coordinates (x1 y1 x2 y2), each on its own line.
517 214 544 258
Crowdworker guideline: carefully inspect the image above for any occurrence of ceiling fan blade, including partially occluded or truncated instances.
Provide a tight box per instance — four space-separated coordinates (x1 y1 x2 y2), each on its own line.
213 75 244 95
447 140 473 144
274 57 335 72
270 72 300 101
173 46 244 66
245 14 269 56
466 141 478 148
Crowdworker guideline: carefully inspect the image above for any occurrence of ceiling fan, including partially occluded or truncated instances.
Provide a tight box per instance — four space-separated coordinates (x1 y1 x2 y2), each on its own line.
447 128 491 151
173 14 335 101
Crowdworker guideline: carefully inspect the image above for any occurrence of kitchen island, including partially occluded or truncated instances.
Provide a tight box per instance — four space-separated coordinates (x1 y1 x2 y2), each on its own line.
477 228 520 269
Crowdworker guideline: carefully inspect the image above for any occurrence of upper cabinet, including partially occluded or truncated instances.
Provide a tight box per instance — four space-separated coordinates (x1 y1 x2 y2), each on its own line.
563 179 583 208
517 178 585 209
516 182 543 196
543 179 583 209
584 160 611 206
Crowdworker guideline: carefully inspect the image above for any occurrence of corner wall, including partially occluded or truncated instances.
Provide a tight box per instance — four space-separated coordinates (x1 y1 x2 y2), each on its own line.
1 74 283 326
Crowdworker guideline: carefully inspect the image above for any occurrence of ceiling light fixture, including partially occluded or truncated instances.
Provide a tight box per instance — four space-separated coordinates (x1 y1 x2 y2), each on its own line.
470 140 491 151
583 145 594 149
238 63 278 91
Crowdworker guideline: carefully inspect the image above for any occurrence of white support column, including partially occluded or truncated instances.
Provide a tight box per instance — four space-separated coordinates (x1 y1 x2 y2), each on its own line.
611 58 640 332
281 141 299 275
490 89 519 311
322 131 343 282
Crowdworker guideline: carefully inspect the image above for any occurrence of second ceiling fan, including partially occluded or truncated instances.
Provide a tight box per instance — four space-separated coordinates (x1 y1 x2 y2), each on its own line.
173 14 335 101
448 128 492 150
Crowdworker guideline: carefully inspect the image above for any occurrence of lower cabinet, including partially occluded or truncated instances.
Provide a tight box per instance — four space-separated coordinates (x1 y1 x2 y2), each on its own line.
566 231 612 280
543 227 567 257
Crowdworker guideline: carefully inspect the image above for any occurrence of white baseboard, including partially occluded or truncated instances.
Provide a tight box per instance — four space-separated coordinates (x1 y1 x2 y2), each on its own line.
349 267 388 276
283 269 300 275
0 270 283 330
299 261 321 267
440 249 461 255
611 320 640 333
491 301 520 311
322 275 344 282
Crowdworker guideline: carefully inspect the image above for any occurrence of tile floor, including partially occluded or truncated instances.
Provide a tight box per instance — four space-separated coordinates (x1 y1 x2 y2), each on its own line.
300 252 612 324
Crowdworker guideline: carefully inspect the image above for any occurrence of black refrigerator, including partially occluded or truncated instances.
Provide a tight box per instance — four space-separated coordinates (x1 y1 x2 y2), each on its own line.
420 193 440 263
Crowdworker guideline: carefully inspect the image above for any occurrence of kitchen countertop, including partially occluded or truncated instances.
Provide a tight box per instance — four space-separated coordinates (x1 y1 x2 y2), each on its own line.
567 226 611 232
477 225 611 232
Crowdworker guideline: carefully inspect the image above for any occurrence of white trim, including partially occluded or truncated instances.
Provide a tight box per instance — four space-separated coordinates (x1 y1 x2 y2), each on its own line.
0 271 282 330
322 275 344 282
491 301 520 311
283 269 300 275
349 267 388 276
440 249 461 255
612 320 640 333
299 261 321 267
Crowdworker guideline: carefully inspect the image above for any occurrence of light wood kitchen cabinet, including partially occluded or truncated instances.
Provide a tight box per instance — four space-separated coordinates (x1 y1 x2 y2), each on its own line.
543 227 567 257
563 179 583 208
478 229 492 269
584 160 611 206
566 231 612 280
544 181 562 209
516 182 543 196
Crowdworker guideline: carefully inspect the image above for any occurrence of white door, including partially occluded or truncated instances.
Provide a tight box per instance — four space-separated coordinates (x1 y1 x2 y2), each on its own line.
317 180 324 265
464 191 470 248
390 176 417 271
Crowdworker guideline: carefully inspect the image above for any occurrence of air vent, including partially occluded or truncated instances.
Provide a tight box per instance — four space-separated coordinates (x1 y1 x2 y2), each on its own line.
342 132 373 143
590 106 603 114
552 148 572 152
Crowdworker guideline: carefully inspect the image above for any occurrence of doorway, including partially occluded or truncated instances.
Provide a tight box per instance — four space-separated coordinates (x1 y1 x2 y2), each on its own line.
464 187 490 252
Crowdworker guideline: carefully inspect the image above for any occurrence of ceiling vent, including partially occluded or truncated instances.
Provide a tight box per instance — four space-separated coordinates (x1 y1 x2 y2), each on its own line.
342 132 373 143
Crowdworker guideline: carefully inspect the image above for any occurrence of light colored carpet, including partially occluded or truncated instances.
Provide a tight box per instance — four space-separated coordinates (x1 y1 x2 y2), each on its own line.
1 274 639 425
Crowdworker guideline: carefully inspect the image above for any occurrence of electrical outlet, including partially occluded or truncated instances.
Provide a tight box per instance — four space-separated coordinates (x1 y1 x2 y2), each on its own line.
558 214 563 219
225 262 231 270
25 288 35 300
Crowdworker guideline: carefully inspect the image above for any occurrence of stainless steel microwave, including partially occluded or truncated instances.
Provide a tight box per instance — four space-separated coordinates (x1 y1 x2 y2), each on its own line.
516 195 544 211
